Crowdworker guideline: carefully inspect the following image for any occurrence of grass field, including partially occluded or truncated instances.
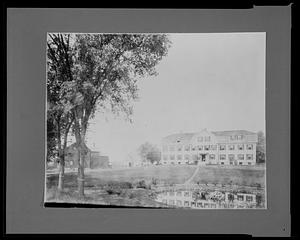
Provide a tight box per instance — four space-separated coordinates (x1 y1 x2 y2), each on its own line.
84 164 265 186
45 164 265 206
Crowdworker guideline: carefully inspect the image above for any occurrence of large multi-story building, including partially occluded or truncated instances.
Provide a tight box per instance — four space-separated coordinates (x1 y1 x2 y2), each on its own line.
161 129 258 166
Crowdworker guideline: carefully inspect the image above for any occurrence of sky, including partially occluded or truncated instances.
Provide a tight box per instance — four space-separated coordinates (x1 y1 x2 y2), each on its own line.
84 33 266 165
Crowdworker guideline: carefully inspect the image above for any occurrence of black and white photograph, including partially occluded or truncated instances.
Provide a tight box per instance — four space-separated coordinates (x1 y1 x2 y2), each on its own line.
45 32 266 209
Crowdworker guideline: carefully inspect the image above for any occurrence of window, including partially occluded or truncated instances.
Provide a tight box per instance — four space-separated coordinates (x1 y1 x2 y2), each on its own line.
238 135 244 140
170 154 175 160
176 200 182 206
185 145 190 151
163 155 168 160
227 193 234 201
239 162 243 165
191 202 195 207
162 145 168 151
184 154 190 160
228 154 234 161
246 154 253 160
204 145 209 150
211 145 217 150
230 162 233 165
169 200 175 205
176 191 182 196
237 195 244 201
198 145 203 151
211 204 216 208
219 154 226 160
177 145 182 151
246 144 253 150
177 155 182 160
230 135 237 140
169 145 175 151
169 191 175 196
209 154 215 160
197 202 203 208
191 146 196 151
171 162 175 165
229 144 235 150
238 144 244 150
163 162 167 165
205 136 211 141
221 162 224 165
238 154 244 160
197 137 203 142
184 201 189 207
248 162 252 165
220 145 226 150
178 162 181 164
246 196 253 202
184 191 190 197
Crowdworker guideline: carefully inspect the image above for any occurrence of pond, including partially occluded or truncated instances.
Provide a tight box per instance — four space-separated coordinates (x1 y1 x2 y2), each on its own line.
155 188 264 209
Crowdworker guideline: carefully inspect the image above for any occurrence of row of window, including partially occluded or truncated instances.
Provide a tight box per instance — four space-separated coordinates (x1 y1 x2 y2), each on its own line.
230 135 244 141
163 161 254 165
163 144 254 152
197 136 211 142
163 154 254 161
162 192 254 202
163 195 254 207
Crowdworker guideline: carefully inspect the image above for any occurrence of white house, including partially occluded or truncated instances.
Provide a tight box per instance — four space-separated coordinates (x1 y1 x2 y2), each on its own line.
161 129 258 166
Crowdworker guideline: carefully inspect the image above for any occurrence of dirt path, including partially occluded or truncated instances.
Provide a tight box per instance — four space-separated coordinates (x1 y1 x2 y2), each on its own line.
184 163 201 185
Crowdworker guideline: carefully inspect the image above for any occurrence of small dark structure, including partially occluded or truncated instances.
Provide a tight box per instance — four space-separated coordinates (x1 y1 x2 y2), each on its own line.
90 151 110 169
64 143 110 169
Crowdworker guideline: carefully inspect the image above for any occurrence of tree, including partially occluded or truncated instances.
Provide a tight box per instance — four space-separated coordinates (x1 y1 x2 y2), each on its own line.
137 142 161 164
256 131 266 163
47 34 74 192
47 33 171 197
46 115 57 163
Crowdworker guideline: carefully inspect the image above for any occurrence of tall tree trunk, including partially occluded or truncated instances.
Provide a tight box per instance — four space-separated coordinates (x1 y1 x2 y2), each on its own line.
57 118 72 192
77 144 85 197
57 152 65 192
56 122 64 193
74 109 88 198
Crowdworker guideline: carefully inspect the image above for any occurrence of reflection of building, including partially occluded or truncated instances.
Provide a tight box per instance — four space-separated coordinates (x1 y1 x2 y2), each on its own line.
156 190 257 209
161 129 258 166
64 143 110 169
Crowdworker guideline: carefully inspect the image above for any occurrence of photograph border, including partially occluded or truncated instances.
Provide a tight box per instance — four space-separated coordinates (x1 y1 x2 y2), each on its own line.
7 6 291 236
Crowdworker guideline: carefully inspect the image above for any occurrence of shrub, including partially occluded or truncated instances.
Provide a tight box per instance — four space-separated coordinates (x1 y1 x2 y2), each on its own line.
106 187 122 195
151 178 158 186
136 180 147 189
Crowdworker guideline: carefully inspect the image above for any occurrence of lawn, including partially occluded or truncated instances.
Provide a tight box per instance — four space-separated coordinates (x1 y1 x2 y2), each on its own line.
45 164 265 207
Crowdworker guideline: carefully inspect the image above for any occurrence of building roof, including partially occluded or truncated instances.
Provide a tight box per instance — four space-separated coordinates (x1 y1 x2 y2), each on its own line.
66 142 91 152
211 130 256 136
162 133 195 144
162 130 257 144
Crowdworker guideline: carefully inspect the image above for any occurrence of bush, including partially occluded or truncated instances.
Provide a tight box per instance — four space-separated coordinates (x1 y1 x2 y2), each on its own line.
136 180 147 189
106 187 122 195
151 178 158 186
104 181 133 195
105 181 133 189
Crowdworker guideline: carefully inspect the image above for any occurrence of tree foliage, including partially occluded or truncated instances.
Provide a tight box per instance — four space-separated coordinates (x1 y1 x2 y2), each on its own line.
47 33 171 196
137 142 161 164
256 131 266 163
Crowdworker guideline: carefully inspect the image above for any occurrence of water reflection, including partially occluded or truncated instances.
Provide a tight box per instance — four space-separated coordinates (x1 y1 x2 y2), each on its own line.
156 189 262 209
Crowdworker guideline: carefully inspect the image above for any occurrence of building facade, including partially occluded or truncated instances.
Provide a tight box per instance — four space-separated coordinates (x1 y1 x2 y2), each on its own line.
64 143 110 169
161 129 258 166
